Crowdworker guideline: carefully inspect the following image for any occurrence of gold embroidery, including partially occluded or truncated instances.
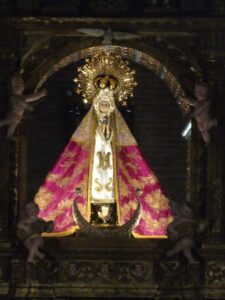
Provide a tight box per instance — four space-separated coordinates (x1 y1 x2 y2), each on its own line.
120 200 138 225
71 108 94 145
60 158 77 169
44 198 87 222
77 179 88 198
61 150 77 160
45 172 61 182
121 201 138 211
105 177 113 191
118 158 159 190
123 148 140 160
119 179 130 197
34 187 54 210
57 199 73 211
35 163 89 220
144 190 170 213
77 202 88 220
97 151 112 170
129 174 158 187
94 178 104 192
47 161 88 188
44 199 73 220
60 215 74 227
125 161 142 172
141 211 172 230
120 204 171 231
146 174 159 185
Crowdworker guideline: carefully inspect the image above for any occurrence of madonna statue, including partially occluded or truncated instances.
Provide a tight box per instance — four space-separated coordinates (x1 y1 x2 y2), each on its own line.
34 53 173 238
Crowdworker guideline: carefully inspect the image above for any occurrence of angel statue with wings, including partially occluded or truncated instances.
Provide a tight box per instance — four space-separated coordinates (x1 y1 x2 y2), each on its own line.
34 53 173 238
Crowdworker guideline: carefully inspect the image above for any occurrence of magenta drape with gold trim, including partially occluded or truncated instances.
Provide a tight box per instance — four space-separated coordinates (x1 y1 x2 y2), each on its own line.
34 108 173 237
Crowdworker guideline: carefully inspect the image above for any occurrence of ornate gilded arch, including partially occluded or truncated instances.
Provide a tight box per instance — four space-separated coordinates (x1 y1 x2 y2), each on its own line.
22 40 202 113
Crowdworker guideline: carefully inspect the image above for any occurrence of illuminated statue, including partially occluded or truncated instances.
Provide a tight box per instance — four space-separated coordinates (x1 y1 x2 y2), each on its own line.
34 53 173 238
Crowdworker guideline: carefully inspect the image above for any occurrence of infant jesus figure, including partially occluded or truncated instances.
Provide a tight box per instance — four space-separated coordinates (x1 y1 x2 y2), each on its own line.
0 72 47 140
180 81 217 143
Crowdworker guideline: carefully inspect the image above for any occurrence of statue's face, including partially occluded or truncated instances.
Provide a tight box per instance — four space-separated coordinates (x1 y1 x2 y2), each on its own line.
195 84 208 101
99 99 110 113
94 88 115 118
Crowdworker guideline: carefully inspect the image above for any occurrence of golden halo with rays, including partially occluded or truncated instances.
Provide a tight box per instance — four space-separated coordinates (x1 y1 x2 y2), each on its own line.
74 52 137 105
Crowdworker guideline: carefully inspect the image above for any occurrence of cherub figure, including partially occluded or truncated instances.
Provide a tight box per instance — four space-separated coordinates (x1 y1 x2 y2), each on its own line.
17 202 53 264
180 81 217 143
97 263 112 282
131 263 146 281
0 72 47 140
166 203 206 264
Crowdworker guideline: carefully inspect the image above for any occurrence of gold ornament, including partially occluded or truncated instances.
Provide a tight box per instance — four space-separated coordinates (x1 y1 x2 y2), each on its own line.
74 52 137 105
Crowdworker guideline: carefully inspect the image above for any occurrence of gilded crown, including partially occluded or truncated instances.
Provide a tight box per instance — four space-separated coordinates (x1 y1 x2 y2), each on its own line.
74 52 137 105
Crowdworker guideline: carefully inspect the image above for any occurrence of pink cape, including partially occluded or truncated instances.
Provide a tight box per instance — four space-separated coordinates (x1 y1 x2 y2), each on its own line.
34 108 173 238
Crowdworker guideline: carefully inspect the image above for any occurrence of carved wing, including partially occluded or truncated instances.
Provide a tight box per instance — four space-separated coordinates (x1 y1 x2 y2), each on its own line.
113 31 140 41
76 28 105 37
